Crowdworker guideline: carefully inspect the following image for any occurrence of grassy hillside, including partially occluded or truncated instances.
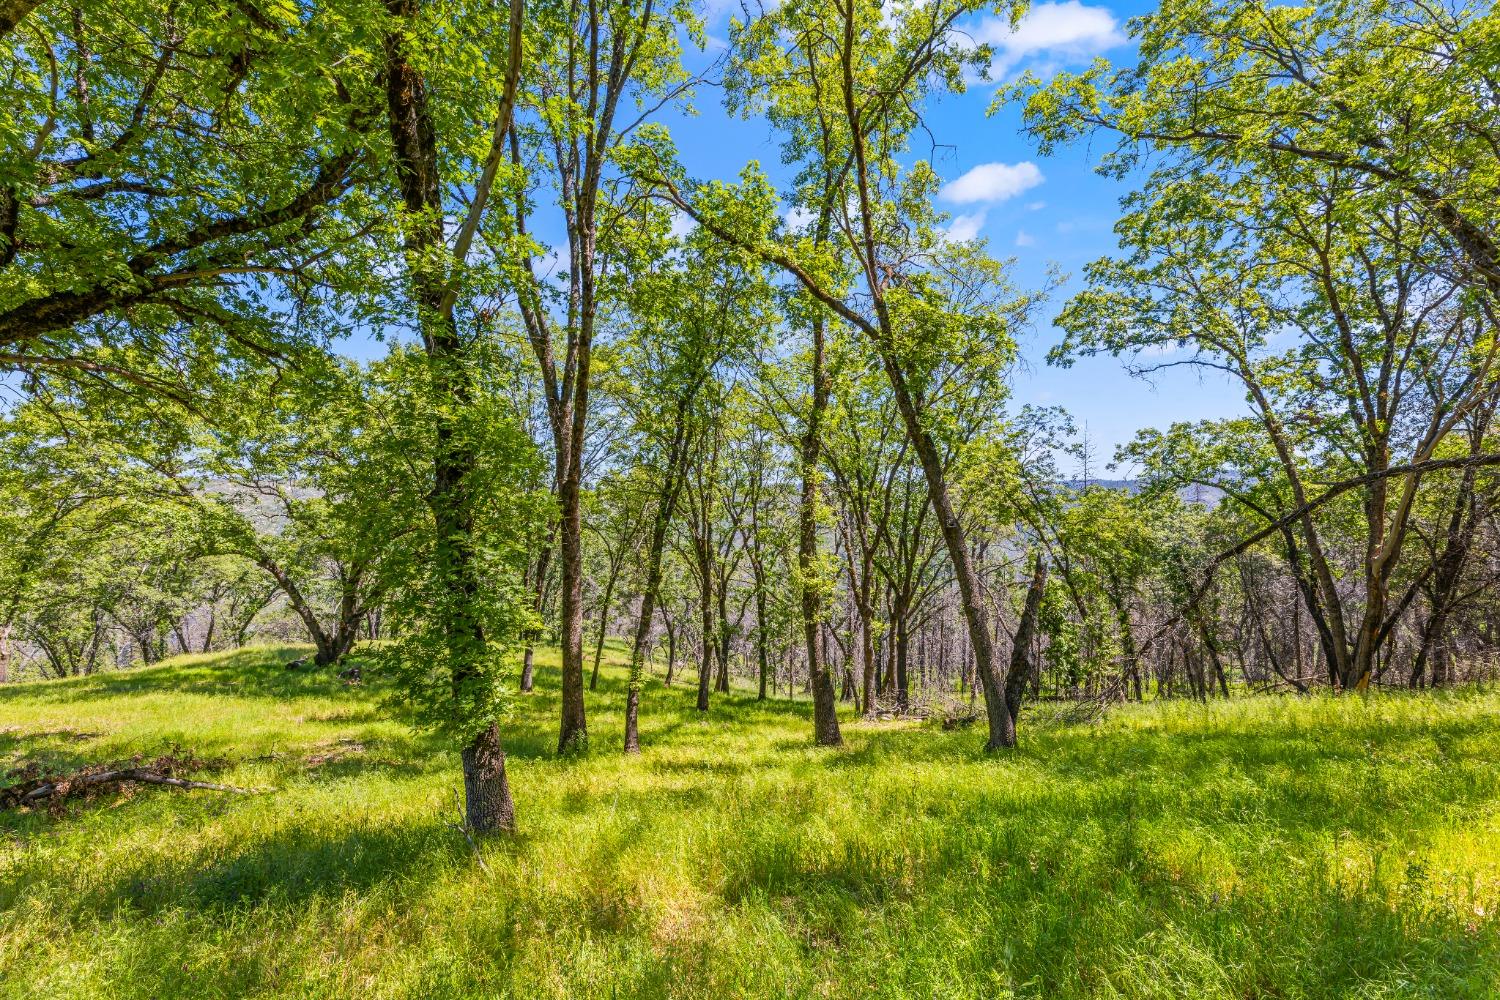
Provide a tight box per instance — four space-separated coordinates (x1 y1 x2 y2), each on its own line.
2 645 1498 999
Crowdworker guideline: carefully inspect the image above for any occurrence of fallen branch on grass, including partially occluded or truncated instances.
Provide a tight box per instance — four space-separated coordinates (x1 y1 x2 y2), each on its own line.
14 768 257 805
2 749 264 810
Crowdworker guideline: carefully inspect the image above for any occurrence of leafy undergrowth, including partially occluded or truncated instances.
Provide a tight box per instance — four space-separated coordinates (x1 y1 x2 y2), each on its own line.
1 645 1498 999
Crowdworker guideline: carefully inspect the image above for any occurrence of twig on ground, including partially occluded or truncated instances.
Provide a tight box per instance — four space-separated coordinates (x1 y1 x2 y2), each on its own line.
449 787 492 875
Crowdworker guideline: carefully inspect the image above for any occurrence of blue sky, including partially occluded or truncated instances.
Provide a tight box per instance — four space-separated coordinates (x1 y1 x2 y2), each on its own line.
655 0 1248 473
332 1 1249 477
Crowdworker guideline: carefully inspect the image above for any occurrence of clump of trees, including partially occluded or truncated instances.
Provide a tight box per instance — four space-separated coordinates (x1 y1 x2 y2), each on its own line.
3 0 1498 833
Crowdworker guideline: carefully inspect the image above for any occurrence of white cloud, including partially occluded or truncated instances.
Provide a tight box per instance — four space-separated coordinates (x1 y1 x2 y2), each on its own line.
783 205 815 232
939 161 1044 204
1015 230 1035 247
698 0 736 23
974 2 1126 77
669 208 697 240
1026 200 1047 211
946 209 988 243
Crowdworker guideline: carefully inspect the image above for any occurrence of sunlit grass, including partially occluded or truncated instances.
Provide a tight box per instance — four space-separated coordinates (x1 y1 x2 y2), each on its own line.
1 643 1498 998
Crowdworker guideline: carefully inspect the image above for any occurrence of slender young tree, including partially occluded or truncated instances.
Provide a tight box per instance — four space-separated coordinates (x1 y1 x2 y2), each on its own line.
506 0 695 753
661 0 1036 749
611 225 770 750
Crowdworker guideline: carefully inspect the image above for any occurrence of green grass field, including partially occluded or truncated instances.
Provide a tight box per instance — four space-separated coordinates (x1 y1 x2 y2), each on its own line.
2 644 1498 999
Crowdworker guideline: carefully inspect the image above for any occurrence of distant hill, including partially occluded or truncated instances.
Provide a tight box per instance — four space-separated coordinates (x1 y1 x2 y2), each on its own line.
1063 479 1224 506
1063 478 1142 494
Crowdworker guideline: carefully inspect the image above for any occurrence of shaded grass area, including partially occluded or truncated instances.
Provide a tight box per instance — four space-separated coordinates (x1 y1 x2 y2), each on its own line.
1 644 1498 998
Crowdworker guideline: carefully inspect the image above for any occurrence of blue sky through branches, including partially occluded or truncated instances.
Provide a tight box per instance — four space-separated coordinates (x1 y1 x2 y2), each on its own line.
333 0 1248 475
665 0 1248 471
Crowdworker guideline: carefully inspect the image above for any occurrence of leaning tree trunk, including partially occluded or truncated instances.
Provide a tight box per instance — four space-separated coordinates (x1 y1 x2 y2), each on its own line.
881 361 1012 749
259 560 338 666
1412 459 1481 687
1004 553 1048 727
837 25 1008 749
624 473 689 748
199 607 217 653
625 394 695 749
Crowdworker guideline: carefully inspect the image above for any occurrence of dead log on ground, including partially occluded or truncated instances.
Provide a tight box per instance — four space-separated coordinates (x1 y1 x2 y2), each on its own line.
14 768 257 805
2 749 261 810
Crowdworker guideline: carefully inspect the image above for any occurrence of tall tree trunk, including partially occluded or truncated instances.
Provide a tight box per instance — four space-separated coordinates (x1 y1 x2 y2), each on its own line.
625 394 695 748
557 449 588 750
662 607 677 687
755 582 770 701
834 6 1009 749
624 537 668 746
1412 458 1482 687
383 0 520 832
893 385 1012 747
510 0 659 752
519 646 536 693
1104 570 1141 700
892 593 910 711
461 722 515 833
857 570 876 718
663 37 1010 745
696 556 714 712
715 578 731 694
200 607 217 653
799 308 842 746
260 559 336 666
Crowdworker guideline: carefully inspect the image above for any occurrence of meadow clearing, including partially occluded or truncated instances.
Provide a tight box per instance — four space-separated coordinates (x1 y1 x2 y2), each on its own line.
1 645 1498 999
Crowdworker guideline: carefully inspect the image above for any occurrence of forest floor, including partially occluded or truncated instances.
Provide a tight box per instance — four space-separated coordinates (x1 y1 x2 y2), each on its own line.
1 645 1499 999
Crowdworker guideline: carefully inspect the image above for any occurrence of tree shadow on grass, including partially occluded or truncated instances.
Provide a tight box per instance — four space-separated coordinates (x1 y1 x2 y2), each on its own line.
0 726 105 779
630 696 1500 934
0 645 354 706
102 817 467 915
707 741 1500 996
747 824 1499 998
290 738 441 784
